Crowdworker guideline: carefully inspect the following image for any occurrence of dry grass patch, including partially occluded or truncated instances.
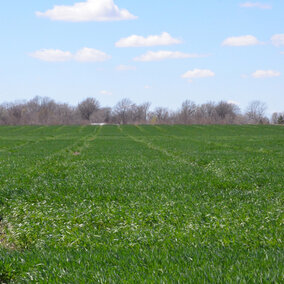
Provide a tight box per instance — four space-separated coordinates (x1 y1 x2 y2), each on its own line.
0 222 16 250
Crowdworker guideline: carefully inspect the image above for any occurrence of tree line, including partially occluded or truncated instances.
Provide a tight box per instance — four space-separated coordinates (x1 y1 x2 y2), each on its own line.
0 96 283 125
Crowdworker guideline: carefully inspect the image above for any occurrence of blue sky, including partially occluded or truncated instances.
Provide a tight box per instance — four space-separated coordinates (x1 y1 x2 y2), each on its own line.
0 0 283 114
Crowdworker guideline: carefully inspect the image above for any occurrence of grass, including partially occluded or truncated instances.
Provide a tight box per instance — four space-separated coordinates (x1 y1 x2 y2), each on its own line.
0 125 283 283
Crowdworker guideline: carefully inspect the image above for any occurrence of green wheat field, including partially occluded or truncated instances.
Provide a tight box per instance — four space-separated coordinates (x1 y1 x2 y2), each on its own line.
0 125 283 283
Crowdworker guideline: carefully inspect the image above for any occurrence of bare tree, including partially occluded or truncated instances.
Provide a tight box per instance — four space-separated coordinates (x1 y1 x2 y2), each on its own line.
113 98 134 124
0 96 81 125
131 102 151 123
90 107 112 123
78 98 100 121
150 107 170 124
215 101 240 123
179 100 196 124
39 98 56 124
7 103 24 124
246 101 267 124
0 106 8 125
279 115 284 124
195 102 218 124
271 112 284 124
0 96 274 126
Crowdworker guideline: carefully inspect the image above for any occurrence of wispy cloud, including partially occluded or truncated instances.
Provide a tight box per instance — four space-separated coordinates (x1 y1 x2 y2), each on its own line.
252 70 280 78
116 32 182 48
134 51 208 62
116 65 137 71
271 34 284 46
74 48 111 62
29 49 73 62
36 0 137 22
240 2 272 9
100 90 112 95
222 35 261 46
30 48 111 62
182 69 215 82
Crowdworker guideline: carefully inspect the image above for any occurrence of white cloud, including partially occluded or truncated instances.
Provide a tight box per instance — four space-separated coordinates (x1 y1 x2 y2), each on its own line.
182 69 215 82
271 34 284 46
115 32 182 48
74 48 111 62
29 49 73 62
100 90 112 95
240 2 272 9
144 85 152 89
222 35 261 46
30 48 111 62
252 70 280 78
116 65 136 71
281 51 284 55
36 0 137 22
134 51 207 62
227 100 240 106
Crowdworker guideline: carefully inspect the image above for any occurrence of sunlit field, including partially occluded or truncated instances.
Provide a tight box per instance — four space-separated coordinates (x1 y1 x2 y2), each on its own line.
0 125 283 282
